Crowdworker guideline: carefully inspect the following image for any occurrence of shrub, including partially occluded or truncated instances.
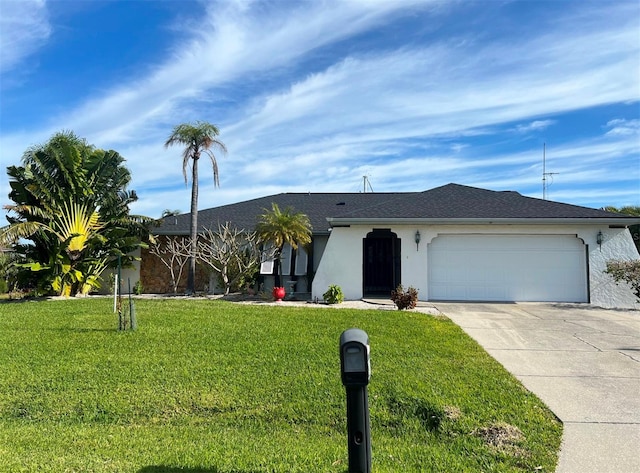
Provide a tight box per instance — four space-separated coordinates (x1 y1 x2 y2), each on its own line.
0 251 19 294
391 285 418 310
133 280 143 295
323 284 344 304
605 260 640 301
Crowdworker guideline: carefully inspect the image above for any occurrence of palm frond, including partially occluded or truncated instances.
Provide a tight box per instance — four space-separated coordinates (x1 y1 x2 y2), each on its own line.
55 201 103 254
166 121 227 187
0 221 46 245
255 203 312 251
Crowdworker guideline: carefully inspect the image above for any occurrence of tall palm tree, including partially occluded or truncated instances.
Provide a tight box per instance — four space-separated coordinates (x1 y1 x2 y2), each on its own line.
165 121 227 294
255 203 312 287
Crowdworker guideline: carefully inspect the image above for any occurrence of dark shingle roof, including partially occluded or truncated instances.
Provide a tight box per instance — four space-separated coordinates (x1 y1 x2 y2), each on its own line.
154 183 636 235
154 192 404 235
332 183 628 220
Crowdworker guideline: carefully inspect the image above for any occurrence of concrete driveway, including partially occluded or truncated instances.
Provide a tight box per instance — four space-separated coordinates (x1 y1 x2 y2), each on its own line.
434 302 640 473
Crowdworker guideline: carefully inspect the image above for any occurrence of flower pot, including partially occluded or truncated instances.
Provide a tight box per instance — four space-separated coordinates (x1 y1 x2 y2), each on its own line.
272 286 286 302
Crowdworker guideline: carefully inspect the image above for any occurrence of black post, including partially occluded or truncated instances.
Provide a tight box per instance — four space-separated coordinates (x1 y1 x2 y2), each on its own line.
340 328 372 473
345 385 371 472
117 255 124 330
128 278 137 331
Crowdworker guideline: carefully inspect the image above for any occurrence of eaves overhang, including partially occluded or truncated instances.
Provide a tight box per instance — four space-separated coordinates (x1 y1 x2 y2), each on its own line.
326 217 640 226
152 230 192 236
153 228 334 237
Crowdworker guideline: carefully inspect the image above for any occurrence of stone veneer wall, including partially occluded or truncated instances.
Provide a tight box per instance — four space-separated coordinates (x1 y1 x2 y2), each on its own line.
140 245 209 294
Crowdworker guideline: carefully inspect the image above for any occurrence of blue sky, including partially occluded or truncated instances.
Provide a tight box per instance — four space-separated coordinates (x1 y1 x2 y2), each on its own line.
1 0 639 220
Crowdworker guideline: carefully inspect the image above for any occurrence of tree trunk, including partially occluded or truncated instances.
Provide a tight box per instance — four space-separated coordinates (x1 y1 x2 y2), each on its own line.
187 155 199 294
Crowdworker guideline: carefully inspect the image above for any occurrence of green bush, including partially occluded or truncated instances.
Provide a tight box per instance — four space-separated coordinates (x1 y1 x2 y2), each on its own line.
391 285 418 310
323 284 344 304
605 260 640 301
0 251 19 293
133 280 143 295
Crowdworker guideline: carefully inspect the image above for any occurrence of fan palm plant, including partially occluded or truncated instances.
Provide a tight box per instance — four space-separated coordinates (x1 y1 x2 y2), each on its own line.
165 121 227 294
2 131 153 296
5 199 105 296
255 203 312 287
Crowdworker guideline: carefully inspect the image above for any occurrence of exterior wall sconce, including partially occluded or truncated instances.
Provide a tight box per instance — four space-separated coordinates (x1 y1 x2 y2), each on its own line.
596 230 603 249
415 230 421 251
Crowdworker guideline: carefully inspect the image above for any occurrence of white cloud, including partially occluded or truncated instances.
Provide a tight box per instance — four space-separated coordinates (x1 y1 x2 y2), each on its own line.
43 0 435 147
224 1 639 162
0 0 51 76
7 1 638 154
1 0 638 218
514 120 556 133
604 118 640 136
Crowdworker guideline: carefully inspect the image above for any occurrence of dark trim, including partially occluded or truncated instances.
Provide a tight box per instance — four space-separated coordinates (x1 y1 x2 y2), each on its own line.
585 244 591 304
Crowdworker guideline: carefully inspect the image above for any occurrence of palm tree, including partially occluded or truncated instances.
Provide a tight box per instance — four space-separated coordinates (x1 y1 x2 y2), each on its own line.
603 206 640 253
165 121 227 294
255 203 312 287
2 131 153 296
5 199 106 296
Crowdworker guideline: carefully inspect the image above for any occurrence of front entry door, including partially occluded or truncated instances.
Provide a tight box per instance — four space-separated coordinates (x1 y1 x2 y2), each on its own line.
363 230 400 296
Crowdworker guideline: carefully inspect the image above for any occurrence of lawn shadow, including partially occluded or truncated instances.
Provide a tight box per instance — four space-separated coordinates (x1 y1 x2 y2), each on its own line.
49 327 118 333
0 297 44 304
138 467 261 473
138 468 345 473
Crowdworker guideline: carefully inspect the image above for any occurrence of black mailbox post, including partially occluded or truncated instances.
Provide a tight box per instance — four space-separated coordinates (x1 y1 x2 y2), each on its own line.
340 328 371 473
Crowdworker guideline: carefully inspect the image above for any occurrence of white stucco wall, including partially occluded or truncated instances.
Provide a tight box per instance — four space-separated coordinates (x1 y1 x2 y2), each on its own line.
312 223 639 309
312 226 435 300
588 227 639 309
312 227 367 300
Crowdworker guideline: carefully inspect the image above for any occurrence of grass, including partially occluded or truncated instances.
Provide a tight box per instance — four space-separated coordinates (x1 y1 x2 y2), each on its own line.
0 298 562 472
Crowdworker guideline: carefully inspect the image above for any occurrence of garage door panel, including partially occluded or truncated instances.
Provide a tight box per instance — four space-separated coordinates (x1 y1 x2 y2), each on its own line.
428 235 587 302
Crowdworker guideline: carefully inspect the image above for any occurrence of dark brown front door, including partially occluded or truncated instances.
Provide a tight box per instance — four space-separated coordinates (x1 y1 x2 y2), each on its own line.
363 229 400 296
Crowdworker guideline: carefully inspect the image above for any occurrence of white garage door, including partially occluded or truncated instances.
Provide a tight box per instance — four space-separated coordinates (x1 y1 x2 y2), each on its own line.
428 234 588 302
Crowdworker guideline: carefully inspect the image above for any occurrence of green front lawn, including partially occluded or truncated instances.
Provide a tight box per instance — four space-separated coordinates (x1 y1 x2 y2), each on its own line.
0 298 561 472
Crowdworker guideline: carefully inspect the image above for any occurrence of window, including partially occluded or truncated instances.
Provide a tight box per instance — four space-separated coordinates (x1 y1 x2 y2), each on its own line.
295 246 308 275
259 243 308 276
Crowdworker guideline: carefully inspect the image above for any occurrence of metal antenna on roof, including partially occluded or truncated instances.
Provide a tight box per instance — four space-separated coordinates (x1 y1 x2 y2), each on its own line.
362 175 374 193
542 143 558 200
